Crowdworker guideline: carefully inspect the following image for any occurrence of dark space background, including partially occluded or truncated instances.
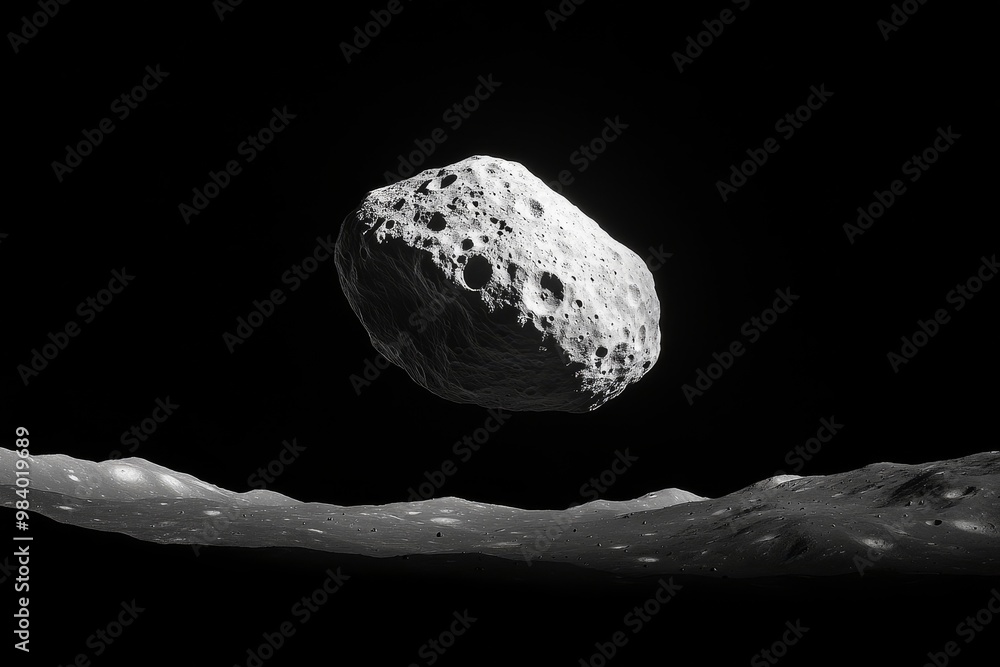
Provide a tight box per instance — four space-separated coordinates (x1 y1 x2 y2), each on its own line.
2 0 997 665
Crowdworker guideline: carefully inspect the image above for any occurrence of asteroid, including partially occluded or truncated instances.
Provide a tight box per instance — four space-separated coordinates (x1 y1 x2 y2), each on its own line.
335 155 660 412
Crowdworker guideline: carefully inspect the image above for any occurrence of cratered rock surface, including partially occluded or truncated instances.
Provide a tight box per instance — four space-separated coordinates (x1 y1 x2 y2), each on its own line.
335 155 660 412
5 448 999 578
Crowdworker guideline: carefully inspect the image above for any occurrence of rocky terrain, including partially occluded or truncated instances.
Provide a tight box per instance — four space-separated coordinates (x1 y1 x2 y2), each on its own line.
3 448 996 579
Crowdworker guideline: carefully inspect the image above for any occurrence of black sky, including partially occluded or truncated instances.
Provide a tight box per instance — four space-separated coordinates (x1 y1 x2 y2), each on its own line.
2 1 997 664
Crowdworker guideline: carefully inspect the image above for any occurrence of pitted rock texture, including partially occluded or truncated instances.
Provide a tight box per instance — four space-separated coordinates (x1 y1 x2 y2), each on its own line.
335 155 660 412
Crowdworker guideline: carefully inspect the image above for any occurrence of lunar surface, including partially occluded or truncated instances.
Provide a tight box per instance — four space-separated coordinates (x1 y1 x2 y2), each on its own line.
334 155 660 413
2 448 997 579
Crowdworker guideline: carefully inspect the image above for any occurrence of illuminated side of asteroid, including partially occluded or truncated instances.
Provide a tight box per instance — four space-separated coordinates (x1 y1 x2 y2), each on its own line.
335 155 660 412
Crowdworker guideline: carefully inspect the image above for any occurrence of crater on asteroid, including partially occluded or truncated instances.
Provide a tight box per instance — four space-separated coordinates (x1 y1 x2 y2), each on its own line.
334 155 661 412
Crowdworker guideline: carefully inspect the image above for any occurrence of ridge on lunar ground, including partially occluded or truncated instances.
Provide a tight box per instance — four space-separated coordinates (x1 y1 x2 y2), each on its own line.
1 449 998 578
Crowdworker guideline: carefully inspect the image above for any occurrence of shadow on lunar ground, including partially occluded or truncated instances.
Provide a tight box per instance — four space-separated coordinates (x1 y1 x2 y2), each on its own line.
2 448 997 580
